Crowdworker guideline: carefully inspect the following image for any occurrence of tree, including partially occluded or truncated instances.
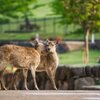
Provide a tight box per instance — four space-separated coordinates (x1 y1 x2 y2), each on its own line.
52 0 100 63
0 0 36 22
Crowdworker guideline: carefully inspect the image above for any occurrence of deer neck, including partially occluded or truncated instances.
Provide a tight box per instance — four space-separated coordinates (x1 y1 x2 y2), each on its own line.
48 52 59 65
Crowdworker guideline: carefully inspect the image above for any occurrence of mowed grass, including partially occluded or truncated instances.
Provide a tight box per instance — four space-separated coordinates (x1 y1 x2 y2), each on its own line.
58 50 100 65
0 32 100 40
0 32 60 40
0 33 36 40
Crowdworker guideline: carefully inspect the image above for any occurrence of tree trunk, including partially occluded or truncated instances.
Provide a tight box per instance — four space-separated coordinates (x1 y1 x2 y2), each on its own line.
83 27 90 64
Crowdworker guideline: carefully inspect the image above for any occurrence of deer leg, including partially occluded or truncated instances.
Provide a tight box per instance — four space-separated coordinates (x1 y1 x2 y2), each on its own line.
0 78 7 90
0 71 7 90
23 69 28 90
47 69 57 90
0 81 1 90
13 82 17 90
30 67 39 90
6 75 14 90
11 74 18 90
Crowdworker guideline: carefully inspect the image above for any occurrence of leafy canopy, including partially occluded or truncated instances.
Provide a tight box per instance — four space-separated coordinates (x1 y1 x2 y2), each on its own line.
52 0 100 30
0 0 36 22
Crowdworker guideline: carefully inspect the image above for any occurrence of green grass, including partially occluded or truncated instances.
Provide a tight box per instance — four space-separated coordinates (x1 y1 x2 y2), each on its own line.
0 0 100 41
0 32 100 40
58 50 100 65
0 33 36 40
64 32 100 40
0 32 61 40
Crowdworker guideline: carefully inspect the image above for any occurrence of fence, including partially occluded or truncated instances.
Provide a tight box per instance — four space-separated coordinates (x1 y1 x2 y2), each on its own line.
0 16 67 35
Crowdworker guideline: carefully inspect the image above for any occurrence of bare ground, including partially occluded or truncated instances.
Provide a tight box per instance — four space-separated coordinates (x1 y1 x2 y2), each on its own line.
0 90 100 100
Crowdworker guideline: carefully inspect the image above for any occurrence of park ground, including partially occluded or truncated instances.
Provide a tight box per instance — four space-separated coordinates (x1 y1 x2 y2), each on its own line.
0 90 100 100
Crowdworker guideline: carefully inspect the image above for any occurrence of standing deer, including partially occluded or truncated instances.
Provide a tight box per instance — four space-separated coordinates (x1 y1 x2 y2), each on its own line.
11 40 47 90
0 39 59 90
33 39 59 90
0 44 41 90
14 39 58 90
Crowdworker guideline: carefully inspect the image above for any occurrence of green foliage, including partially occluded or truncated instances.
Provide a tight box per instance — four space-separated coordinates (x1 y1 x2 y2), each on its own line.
0 0 36 22
52 0 100 31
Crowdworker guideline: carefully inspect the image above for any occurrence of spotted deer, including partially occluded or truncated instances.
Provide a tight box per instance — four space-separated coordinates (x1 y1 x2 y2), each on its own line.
0 39 59 90
0 44 41 90
33 39 59 90
14 39 59 90
11 40 47 90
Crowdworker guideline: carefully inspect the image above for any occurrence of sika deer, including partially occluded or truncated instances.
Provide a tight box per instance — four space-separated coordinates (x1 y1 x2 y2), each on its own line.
1 40 47 90
12 40 46 90
0 44 40 90
33 39 59 90
1 39 59 90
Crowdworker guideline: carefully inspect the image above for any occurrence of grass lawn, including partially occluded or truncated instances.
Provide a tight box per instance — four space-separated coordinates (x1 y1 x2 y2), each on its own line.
0 32 100 40
58 50 100 65
0 0 100 41
0 33 36 40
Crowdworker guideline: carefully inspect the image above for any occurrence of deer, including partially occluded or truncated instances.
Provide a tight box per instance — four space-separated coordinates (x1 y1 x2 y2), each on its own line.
0 39 59 90
10 40 47 90
0 44 41 90
13 39 59 90
32 39 59 90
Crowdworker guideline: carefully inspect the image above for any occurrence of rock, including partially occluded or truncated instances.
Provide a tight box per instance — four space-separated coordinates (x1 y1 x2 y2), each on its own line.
74 77 95 90
45 80 53 90
56 66 71 81
58 81 68 90
60 41 84 52
70 67 86 77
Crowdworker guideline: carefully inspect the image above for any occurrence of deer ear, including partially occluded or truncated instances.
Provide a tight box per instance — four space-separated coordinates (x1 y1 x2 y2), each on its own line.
30 39 39 46
54 40 58 44
34 39 39 45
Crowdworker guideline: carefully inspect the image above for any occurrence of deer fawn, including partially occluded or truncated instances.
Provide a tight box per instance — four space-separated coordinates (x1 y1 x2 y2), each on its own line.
0 44 40 90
